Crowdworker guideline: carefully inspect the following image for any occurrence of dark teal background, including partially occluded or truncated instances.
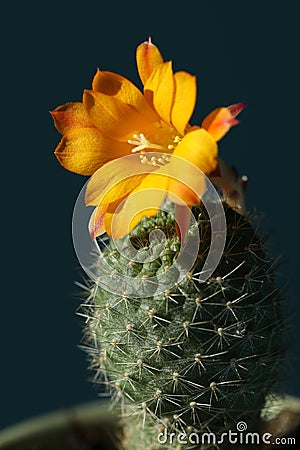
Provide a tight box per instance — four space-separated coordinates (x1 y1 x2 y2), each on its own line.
2 0 299 430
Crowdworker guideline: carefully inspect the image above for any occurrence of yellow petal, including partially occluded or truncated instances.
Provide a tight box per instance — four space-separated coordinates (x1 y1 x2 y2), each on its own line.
144 61 175 124
167 178 201 206
83 90 155 141
143 160 200 206
54 128 132 176
201 107 239 141
89 196 127 239
106 203 159 240
107 174 167 239
51 102 92 135
85 157 156 206
136 38 164 85
92 70 158 123
173 128 218 173
164 128 218 205
171 71 196 135
163 155 203 205
95 174 147 206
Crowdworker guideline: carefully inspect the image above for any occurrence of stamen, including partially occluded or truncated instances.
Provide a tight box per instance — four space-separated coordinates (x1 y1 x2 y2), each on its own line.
139 153 171 167
128 133 178 166
140 155 149 165
167 136 181 151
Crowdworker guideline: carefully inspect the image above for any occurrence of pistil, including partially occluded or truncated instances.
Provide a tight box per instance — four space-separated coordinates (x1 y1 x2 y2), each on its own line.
128 133 166 153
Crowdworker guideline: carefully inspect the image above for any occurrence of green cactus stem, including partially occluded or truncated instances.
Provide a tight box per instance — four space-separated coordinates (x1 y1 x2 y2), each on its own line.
80 203 284 449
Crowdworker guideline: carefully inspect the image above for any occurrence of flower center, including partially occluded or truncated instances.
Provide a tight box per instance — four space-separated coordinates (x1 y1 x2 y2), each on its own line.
128 133 181 166
128 133 181 153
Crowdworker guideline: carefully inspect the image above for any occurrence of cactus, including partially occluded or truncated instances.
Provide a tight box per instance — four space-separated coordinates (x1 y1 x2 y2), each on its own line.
51 38 285 449
80 202 284 449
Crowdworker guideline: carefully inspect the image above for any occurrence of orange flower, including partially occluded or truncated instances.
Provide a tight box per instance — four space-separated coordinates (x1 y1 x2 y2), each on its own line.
52 38 245 239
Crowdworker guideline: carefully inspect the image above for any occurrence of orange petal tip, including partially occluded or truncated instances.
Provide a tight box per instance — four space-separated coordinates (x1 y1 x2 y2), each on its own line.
227 102 248 117
89 206 108 240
